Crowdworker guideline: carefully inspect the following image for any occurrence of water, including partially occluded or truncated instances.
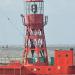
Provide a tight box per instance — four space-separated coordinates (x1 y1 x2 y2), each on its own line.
0 45 75 64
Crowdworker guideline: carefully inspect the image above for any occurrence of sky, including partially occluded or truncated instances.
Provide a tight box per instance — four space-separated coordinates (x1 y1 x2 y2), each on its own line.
0 0 75 45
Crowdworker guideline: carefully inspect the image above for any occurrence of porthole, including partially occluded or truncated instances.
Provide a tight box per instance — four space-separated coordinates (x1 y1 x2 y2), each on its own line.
66 54 68 57
48 68 51 71
37 68 40 71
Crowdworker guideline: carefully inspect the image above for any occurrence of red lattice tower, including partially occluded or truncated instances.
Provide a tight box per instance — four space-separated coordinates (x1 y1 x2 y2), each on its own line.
22 0 48 65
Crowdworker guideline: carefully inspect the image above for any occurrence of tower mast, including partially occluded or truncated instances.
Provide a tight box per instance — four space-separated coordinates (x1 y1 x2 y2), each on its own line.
22 0 48 65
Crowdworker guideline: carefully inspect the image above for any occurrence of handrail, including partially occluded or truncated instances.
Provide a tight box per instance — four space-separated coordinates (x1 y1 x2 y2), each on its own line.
0 57 22 64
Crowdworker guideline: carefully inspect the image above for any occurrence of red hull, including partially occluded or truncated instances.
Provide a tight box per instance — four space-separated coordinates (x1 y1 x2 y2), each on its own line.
0 49 75 75
0 63 75 75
